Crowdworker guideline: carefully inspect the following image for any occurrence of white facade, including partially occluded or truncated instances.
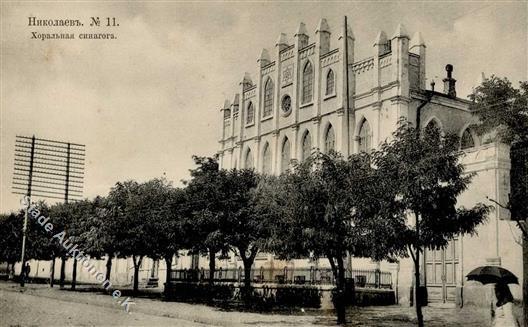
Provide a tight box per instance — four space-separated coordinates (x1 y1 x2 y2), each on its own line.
217 18 522 306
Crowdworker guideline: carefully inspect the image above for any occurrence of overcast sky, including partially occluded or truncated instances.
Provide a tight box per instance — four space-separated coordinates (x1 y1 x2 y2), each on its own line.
1 1 526 212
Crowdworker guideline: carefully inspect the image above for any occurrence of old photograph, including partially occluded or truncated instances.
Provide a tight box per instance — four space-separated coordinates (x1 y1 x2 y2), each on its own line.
0 1 527 326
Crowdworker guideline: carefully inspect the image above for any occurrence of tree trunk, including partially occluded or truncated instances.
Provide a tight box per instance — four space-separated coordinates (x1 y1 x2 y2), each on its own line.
523 235 528 327
164 255 173 294
132 255 142 295
209 249 215 285
49 257 55 287
71 258 78 290
327 255 346 325
335 256 346 325
59 255 66 289
105 255 112 281
413 248 424 327
243 258 252 290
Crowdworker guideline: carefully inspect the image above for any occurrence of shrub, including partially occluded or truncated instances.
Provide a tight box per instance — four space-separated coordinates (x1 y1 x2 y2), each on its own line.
164 282 234 303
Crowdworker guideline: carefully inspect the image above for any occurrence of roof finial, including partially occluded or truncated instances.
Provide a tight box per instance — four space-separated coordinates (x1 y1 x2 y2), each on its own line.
316 18 331 34
391 23 409 39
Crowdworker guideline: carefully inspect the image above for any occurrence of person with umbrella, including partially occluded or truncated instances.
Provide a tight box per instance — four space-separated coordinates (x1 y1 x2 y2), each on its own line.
467 266 519 326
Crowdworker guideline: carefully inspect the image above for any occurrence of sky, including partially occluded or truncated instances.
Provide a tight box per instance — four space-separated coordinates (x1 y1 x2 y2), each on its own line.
1 1 527 212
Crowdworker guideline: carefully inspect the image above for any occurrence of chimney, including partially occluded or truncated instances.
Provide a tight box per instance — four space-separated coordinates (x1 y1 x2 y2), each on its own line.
443 64 457 97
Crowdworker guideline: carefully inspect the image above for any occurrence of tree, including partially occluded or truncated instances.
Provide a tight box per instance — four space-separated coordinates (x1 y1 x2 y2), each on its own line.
48 202 74 289
81 196 116 283
0 202 55 282
267 151 405 324
470 76 528 324
150 185 187 291
66 199 93 290
222 168 269 291
184 156 230 284
0 212 23 277
373 122 491 327
106 180 160 294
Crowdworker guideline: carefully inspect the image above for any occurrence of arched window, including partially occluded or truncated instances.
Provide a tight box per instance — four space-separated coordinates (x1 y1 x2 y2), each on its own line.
262 143 272 174
461 128 475 150
425 119 441 133
302 62 313 104
281 138 291 173
245 149 254 169
263 79 274 117
246 102 254 125
325 125 335 153
302 131 312 161
358 120 371 153
326 70 335 95
425 119 442 141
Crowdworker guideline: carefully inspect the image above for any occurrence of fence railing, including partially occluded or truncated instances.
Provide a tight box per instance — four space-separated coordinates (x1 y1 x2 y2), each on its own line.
170 267 392 289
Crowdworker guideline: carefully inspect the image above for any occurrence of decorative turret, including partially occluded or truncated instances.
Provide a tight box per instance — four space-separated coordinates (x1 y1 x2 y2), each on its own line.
409 32 425 52
315 18 331 55
294 22 309 49
410 32 426 90
338 19 354 63
258 48 271 67
391 23 409 40
373 31 389 55
223 99 231 119
241 72 253 91
276 33 289 52
390 23 410 95
232 93 240 117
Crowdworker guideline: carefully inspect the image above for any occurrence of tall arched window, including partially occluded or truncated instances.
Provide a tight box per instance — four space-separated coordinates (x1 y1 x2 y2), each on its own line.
461 128 475 150
326 69 335 95
425 119 442 141
358 119 371 153
245 149 254 169
263 79 274 117
425 119 441 133
302 62 313 104
302 131 312 161
262 143 271 174
281 137 290 173
325 125 335 153
246 102 254 125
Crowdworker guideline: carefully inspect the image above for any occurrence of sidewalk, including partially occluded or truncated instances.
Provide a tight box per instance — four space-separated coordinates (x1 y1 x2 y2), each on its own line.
0 281 492 326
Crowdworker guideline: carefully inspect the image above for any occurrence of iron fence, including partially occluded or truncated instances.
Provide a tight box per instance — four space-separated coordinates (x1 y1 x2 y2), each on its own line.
170 266 392 289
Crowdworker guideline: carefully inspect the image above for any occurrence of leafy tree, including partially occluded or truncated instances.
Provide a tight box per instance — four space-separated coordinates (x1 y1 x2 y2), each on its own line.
48 202 75 289
184 156 230 284
0 202 55 282
148 183 187 290
0 213 21 276
81 196 117 282
106 180 160 293
469 76 528 144
64 199 94 290
267 151 404 324
373 122 491 327
222 168 269 291
469 76 528 323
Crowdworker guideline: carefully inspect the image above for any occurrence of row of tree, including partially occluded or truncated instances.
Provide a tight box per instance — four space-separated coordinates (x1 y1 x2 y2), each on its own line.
1 122 491 325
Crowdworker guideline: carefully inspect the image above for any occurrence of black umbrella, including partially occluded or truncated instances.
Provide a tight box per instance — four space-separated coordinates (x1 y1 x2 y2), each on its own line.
466 266 518 285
